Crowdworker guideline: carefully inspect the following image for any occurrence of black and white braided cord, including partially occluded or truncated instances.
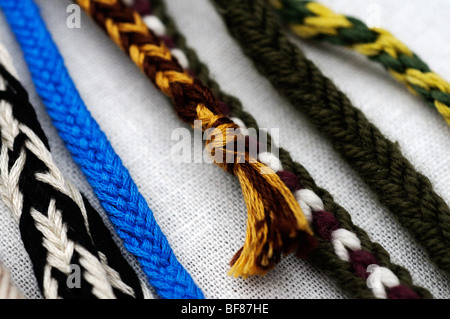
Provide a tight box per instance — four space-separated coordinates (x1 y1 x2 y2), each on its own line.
0 43 151 299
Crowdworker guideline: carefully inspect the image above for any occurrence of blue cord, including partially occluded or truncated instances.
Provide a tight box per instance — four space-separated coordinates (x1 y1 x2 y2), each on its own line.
0 0 204 299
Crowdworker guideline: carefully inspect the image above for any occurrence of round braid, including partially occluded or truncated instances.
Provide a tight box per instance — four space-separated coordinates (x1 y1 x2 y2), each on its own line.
211 0 450 277
131 0 432 299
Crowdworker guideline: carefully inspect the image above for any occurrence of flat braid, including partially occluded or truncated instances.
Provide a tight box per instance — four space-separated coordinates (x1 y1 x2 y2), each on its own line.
0 50 110 299
0 40 153 299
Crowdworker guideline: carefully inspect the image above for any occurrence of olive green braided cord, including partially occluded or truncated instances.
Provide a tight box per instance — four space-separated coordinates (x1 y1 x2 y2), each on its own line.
210 0 450 277
150 0 433 298
272 0 450 125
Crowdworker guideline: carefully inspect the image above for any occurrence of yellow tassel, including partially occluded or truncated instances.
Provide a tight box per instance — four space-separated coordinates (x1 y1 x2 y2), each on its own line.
197 104 316 278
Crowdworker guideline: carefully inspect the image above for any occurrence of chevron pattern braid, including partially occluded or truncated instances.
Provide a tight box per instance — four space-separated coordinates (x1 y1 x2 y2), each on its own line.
272 0 450 125
0 41 149 299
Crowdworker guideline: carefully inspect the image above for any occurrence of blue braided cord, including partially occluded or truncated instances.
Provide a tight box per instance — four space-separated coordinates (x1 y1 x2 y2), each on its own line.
0 0 204 299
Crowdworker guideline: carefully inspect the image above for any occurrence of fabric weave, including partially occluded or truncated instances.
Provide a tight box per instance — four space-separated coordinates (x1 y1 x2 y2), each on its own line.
0 0 448 299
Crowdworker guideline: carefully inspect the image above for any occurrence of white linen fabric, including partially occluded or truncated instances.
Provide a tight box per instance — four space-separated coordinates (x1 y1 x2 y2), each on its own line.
0 0 448 299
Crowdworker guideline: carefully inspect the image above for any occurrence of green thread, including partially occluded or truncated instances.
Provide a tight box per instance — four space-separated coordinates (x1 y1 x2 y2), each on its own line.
150 0 434 298
210 0 450 278
274 0 450 123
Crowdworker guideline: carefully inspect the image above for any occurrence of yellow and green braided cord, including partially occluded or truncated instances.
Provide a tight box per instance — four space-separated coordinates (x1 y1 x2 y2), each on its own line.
271 0 450 125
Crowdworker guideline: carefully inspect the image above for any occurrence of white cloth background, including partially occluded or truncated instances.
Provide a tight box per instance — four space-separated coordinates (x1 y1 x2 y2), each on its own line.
0 0 448 299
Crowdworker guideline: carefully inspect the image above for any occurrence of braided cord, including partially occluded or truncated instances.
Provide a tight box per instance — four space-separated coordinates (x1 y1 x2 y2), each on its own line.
75 0 319 279
272 0 450 125
0 40 152 299
0 262 24 299
0 48 110 299
212 0 450 277
0 0 203 299
134 0 431 299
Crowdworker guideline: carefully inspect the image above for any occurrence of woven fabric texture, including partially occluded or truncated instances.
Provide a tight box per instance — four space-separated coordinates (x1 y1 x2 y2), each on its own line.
0 0 448 298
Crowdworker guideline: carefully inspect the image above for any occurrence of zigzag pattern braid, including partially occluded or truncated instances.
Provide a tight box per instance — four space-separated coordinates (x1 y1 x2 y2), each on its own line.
212 0 450 277
75 0 318 278
0 0 203 299
131 0 431 299
0 42 151 299
0 60 109 299
0 262 24 299
272 0 450 125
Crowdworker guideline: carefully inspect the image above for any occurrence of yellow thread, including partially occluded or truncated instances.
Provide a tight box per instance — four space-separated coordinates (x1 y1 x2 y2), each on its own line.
404 69 450 93
117 13 149 35
352 29 412 58
105 18 124 49
284 1 450 124
196 105 313 278
290 25 337 39
292 2 352 37
289 25 325 38
389 69 419 95
76 0 90 12
155 71 193 95
390 68 450 94
435 101 450 125
196 104 268 277
196 104 223 128
229 165 268 278
139 44 172 60
197 104 239 167
304 15 353 30
129 45 146 71
301 3 412 58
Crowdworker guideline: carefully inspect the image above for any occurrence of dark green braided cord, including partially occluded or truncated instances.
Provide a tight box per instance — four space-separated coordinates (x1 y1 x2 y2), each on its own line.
210 0 450 277
275 0 450 112
150 0 433 298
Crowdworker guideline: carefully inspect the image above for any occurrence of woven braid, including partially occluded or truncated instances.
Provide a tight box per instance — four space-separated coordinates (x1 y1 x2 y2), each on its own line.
133 0 432 299
0 0 202 299
212 0 450 277
75 0 318 278
0 262 24 299
271 0 450 125
0 49 109 299
0 40 152 299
